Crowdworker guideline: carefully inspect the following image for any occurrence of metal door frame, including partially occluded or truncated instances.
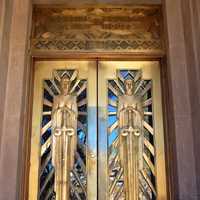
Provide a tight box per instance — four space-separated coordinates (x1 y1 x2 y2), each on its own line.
29 60 98 200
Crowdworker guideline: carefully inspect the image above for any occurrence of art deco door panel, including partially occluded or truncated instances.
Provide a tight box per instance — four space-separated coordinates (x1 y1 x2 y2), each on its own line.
29 61 97 200
98 61 167 200
29 60 167 200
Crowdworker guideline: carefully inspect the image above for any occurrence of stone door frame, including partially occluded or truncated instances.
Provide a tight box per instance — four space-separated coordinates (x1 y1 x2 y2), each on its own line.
0 1 199 200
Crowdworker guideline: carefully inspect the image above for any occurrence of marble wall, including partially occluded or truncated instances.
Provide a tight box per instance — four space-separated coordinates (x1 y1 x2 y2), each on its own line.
180 0 200 198
163 0 199 199
0 0 31 199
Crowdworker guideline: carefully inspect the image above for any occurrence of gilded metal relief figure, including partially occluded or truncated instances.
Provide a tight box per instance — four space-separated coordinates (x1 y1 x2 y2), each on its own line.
52 74 78 200
118 79 143 200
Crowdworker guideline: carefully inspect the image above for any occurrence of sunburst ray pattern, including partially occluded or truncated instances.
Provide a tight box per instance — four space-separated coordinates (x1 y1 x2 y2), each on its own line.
39 70 87 200
108 70 157 200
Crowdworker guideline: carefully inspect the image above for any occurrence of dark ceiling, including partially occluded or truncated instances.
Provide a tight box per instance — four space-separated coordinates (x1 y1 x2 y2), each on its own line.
33 0 161 5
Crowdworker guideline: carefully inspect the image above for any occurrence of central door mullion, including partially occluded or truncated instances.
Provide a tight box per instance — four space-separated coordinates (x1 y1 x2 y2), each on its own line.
87 63 98 200
97 61 109 200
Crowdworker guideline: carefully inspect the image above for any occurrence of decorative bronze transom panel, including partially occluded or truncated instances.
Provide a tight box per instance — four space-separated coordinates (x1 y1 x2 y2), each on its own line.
31 6 163 53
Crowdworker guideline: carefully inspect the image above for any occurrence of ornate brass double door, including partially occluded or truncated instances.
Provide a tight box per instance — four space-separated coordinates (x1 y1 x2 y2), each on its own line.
29 60 167 200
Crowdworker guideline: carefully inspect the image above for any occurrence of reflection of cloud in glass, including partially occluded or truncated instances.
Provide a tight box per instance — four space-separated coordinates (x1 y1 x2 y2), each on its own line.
109 129 118 147
78 130 85 144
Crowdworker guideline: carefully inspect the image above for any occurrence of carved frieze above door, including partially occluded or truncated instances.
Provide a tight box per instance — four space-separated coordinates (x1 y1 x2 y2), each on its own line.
31 6 163 53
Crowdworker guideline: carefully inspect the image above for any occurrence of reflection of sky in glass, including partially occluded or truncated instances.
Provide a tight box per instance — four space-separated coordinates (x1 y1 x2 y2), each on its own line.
78 130 85 144
108 90 117 100
108 115 117 126
109 129 118 146
108 80 118 148
120 70 128 78
108 105 116 112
